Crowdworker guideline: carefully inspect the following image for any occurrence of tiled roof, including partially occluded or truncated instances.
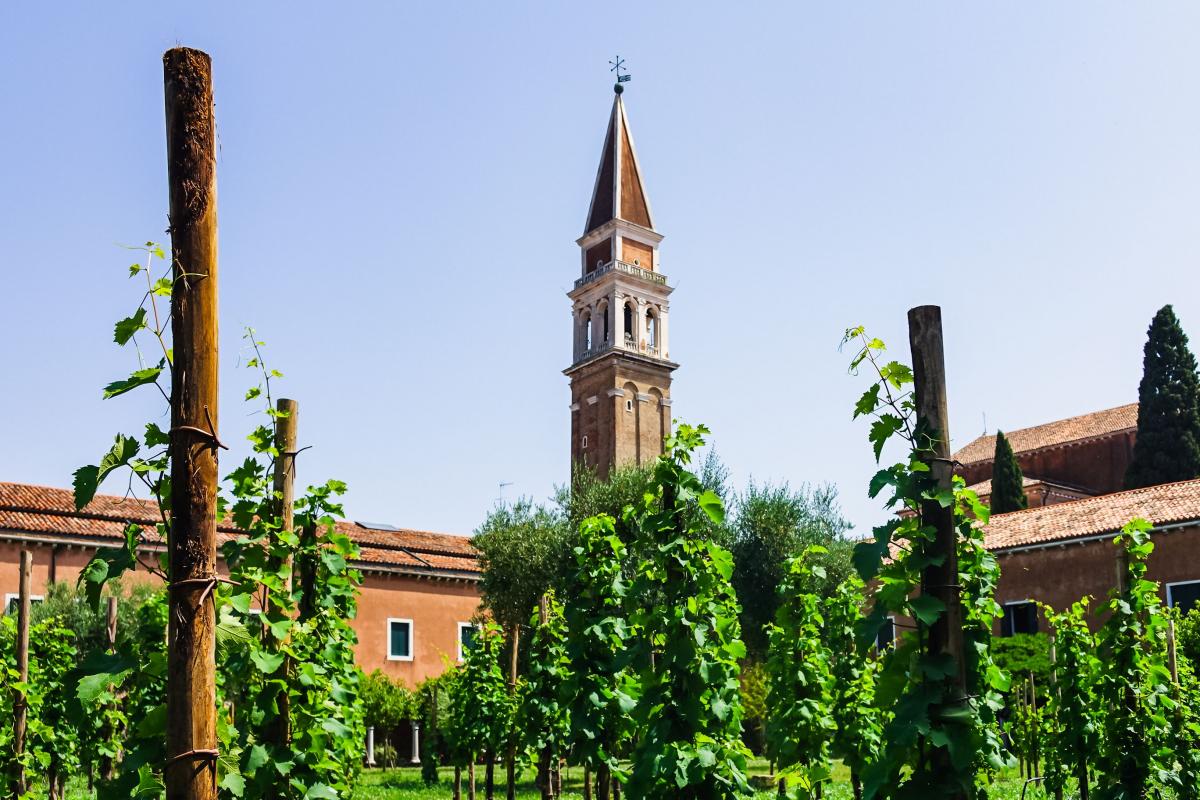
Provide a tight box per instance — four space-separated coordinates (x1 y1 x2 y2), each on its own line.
953 403 1138 466
965 477 1039 497
983 478 1200 550
0 482 479 576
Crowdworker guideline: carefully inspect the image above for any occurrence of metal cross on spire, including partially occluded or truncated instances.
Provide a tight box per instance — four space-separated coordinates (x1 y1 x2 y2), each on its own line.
609 55 631 92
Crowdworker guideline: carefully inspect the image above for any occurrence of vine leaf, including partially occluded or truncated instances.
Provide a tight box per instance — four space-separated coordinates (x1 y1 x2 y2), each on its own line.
102 365 163 399
113 307 148 346
908 594 946 627
697 489 725 524
73 434 140 510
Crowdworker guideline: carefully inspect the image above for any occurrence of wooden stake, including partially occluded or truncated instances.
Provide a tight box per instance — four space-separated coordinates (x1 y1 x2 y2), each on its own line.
164 45 220 800
507 624 520 800
106 596 118 651
264 398 298 762
1168 616 1179 684
11 550 32 795
907 305 969 795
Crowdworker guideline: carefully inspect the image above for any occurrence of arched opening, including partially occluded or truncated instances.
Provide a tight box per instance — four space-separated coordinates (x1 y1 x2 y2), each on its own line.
645 309 657 349
601 304 611 344
582 312 592 352
623 303 635 344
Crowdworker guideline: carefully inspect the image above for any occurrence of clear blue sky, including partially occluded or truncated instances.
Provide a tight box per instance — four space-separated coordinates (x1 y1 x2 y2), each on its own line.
4 4 1200 537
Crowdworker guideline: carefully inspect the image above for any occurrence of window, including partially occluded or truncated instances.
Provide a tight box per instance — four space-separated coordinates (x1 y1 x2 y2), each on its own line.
645 311 657 348
1168 581 1200 615
582 313 592 351
602 308 610 343
4 595 43 615
387 618 413 661
581 435 588 449
1000 601 1038 636
457 622 478 662
623 304 634 339
625 399 633 412
875 616 896 651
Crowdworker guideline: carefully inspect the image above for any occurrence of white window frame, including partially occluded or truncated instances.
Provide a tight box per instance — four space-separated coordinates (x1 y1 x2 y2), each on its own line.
875 615 897 651
1001 599 1038 636
386 617 414 662
457 622 478 662
4 594 44 614
1167 580 1200 611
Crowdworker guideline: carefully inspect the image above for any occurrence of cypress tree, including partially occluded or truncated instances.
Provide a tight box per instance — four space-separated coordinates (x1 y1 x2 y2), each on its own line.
1125 305 1200 489
990 430 1028 513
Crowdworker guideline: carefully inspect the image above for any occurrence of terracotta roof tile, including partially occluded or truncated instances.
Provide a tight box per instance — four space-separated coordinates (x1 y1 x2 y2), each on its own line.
953 403 1138 466
983 478 1200 550
0 481 479 575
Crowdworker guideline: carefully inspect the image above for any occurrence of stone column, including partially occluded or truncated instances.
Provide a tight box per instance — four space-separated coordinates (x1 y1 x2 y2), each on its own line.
366 726 376 767
659 308 669 358
410 721 421 764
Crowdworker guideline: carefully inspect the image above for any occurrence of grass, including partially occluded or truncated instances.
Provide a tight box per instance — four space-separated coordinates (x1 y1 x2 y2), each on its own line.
352 761 1058 800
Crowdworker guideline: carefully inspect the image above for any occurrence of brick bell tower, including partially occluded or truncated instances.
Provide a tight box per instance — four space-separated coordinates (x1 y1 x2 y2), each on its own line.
564 82 677 478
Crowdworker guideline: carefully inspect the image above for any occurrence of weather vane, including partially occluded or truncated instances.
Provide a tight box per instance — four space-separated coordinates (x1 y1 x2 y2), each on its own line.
609 55 631 93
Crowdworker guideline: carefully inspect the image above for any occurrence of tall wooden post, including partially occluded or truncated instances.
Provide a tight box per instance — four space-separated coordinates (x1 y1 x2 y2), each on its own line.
164 46 220 800
507 624 520 800
106 596 118 651
1168 616 1179 684
11 550 32 795
908 305 969 796
264 397 298 765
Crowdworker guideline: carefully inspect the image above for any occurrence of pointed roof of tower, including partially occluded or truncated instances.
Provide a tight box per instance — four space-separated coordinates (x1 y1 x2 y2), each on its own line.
584 92 655 234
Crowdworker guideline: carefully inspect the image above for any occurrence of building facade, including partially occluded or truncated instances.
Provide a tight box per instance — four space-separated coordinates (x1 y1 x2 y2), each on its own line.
0 482 481 685
564 88 677 477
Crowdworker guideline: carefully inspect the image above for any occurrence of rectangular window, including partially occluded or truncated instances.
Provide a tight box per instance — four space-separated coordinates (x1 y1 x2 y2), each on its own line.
457 622 478 662
4 595 44 615
1000 601 1038 636
1168 581 1200 615
875 616 896 651
387 618 413 661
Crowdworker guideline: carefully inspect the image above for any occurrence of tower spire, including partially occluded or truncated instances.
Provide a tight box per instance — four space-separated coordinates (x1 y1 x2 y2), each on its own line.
583 91 654 234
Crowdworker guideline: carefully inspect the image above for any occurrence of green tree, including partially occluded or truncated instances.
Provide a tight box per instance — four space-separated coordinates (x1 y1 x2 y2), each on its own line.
1179 606 1200 672
730 481 853 659
361 670 417 765
823 574 883 800
521 594 571 799
447 621 513 800
624 422 751 800
766 549 836 797
561 515 637 800
1094 520 1176 800
1125 305 1200 489
1043 599 1100 800
472 499 569 634
990 633 1052 699
989 431 1028 514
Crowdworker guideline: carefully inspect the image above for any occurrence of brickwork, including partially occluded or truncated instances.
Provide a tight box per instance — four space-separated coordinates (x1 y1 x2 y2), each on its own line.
569 354 672 477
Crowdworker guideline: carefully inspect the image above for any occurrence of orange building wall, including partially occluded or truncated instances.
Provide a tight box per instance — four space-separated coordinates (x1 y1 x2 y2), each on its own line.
355 574 482 686
0 539 481 688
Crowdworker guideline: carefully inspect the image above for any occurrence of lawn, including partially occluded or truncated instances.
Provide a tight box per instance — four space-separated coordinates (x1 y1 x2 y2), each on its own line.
352 761 1056 800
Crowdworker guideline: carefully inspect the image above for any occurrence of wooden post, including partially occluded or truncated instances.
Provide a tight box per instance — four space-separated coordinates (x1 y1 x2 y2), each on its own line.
1168 616 1179 684
11 550 32 795
454 765 462 800
106 596 118 651
1029 672 1039 778
469 760 477 800
264 397 297 764
907 305 969 796
164 46 220 800
506 624 520 800
537 597 553 800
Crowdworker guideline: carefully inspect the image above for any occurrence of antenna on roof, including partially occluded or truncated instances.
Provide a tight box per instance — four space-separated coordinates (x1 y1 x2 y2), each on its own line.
609 55 631 93
982 412 988 436
498 481 514 504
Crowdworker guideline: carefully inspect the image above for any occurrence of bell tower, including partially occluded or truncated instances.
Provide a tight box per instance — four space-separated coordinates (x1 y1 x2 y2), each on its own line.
564 84 677 477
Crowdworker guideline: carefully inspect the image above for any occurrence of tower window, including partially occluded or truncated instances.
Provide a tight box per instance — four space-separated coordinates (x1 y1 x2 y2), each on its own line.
603 307 610 343
582 435 588 449
625 399 633 412
646 311 657 348
582 313 592 351
623 303 634 340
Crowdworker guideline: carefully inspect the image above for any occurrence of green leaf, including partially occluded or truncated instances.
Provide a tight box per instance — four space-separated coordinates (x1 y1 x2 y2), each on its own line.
144 422 170 447
245 744 270 773
114 307 148 345
697 490 725 524
250 650 285 673
72 465 100 511
908 594 946 626
303 785 339 800
129 262 144 277
136 703 168 737
219 770 246 797
245 386 262 401
73 433 140 509
151 277 172 297
103 366 163 399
